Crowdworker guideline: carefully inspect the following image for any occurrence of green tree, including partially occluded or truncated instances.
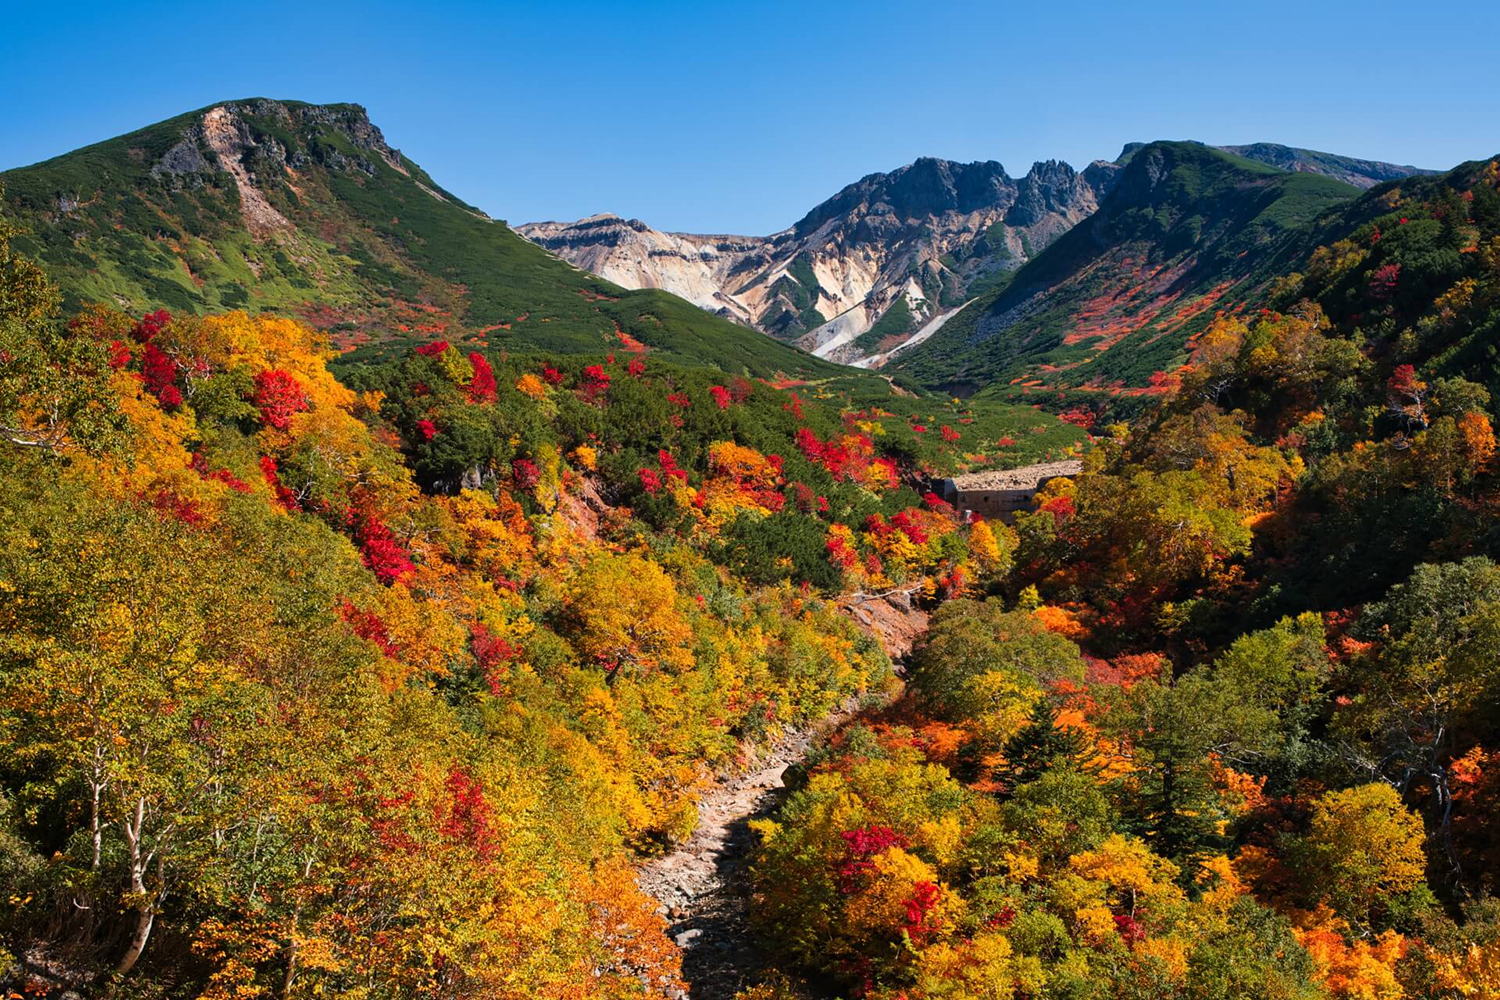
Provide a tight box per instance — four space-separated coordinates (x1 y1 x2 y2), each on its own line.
0 201 125 454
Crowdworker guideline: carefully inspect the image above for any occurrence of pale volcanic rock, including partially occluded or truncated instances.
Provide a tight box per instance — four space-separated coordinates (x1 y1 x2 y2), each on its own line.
519 156 1122 366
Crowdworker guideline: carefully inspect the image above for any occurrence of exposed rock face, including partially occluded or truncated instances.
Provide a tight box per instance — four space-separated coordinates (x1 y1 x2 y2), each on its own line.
519 139 1429 368
147 100 413 225
515 215 771 326
519 156 1121 366
201 106 292 235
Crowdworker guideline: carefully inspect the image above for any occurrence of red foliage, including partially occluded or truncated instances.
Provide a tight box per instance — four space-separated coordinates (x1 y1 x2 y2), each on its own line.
141 343 181 409
259 456 301 511
541 364 565 385
837 825 909 894
940 425 961 443
440 766 498 862
667 391 691 408
512 458 540 491
795 427 823 460
415 339 451 357
1388 363 1422 395
903 881 943 944
638 467 663 494
709 385 731 409
827 533 858 571
466 351 497 403
469 622 520 694
253 369 309 430
1040 494 1075 527
940 566 966 597
911 424 927 434
146 487 205 526
580 364 611 402
755 488 787 513
338 599 398 657
1113 913 1144 947
130 309 171 344
922 491 953 513
356 515 415 585
1368 262 1402 300
1059 407 1098 430
890 510 928 545
188 452 252 493
107 339 132 369
627 357 646 378
731 377 754 403
416 419 438 441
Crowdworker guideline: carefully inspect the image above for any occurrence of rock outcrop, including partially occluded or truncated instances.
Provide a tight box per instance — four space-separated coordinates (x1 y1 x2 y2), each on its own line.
519 156 1121 366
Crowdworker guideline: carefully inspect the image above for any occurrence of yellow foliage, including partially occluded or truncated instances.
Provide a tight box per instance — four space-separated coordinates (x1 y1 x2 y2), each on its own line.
843 847 963 947
571 443 598 471
1069 834 1184 917
515 371 547 400
906 931 1016 1000
1423 937 1500 999
567 552 694 677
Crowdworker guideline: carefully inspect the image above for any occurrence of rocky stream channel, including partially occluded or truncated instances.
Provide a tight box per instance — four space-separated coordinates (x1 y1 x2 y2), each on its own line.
634 592 927 999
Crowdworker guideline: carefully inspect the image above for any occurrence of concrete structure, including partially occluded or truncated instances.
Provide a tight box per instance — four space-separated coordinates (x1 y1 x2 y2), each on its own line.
936 459 1083 522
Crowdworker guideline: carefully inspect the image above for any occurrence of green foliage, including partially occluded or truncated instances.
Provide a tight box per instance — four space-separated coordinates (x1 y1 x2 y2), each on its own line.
910 598 1086 721
852 295 915 354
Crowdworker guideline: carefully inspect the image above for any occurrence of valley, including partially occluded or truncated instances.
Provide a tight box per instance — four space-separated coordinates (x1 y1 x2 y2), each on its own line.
3 77 1500 1000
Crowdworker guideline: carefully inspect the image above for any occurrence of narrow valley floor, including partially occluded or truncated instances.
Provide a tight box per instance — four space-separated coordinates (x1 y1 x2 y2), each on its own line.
636 593 926 999
636 709 850 1000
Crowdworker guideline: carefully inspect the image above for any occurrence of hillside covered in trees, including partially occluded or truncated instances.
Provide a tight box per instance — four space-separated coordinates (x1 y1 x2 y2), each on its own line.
736 154 1500 999
0 194 1077 995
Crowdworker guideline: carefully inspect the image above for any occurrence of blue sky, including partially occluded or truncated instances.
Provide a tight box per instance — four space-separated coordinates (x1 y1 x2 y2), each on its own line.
3 0 1497 233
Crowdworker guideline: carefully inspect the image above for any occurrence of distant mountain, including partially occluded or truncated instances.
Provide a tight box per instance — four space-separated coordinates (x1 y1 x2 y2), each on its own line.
890 141 1363 398
0 99 848 379
518 141 1433 370
1217 142 1438 189
1115 140 1436 190
520 156 1121 366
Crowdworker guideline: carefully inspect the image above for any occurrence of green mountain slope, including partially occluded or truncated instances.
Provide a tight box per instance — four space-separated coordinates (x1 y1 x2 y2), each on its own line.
892 142 1361 402
0 98 847 379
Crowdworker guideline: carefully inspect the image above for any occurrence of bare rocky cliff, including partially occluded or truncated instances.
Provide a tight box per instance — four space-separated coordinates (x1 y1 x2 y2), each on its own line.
518 156 1121 367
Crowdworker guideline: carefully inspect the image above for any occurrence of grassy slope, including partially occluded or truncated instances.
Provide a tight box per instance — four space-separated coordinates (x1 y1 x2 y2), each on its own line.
891 142 1360 403
0 99 851 380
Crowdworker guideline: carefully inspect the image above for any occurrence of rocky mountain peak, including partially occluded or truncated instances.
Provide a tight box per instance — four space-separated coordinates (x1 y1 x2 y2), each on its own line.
147 99 408 194
793 158 1016 235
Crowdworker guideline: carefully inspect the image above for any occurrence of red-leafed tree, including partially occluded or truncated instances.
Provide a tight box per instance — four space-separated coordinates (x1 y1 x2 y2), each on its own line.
253 369 309 430
466 352 496 403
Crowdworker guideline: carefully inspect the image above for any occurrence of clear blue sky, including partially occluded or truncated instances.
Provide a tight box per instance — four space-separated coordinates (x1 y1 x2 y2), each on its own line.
3 0 1497 234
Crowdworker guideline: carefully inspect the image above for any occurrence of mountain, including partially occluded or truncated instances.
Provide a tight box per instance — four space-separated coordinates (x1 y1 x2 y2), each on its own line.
0 99 849 380
519 156 1122 366
890 141 1363 399
1114 140 1435 190
1216 142 1438 189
